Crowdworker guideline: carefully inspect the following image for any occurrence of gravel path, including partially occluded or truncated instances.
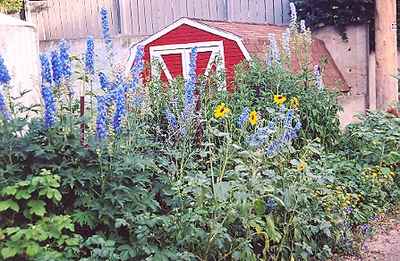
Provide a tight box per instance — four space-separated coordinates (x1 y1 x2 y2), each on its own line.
341 208 400 261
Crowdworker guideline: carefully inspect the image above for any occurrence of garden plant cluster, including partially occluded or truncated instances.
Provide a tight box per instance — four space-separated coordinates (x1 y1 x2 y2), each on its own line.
0 4 399 261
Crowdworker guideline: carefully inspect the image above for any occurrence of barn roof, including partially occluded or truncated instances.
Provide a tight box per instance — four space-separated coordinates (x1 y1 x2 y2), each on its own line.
130 18 350 92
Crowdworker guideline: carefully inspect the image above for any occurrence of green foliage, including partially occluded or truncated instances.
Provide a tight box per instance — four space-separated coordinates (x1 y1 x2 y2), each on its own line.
0 0 22 14
0 169 81 260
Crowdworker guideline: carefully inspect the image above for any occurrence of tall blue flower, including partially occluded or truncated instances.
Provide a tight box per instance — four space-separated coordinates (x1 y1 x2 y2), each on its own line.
130 45 144 92
238 107 250 128
41 84 56 128
96 95 108 140
165 109 177 129
183 47 198 115
50 50 62 86
314 65 324 90
284 110 294 128
40 54 52 85
98 72 109 91
0 89 11 121
100 8 113 52
267 33 280 66
300 20 306 33
0 55 11 86
289 2 297 25
59 40 72 80
247 120 276 148
40 54 56 128
112 86 126 134
282 28 291 59
85 36 95 75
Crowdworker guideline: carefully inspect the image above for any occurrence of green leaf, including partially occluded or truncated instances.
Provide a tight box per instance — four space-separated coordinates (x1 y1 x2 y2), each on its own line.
0 200 19 212
254 199 266 216
27 200 46 217
1 247 17 259
265 215 282 243
15 189 31 200
1 186 17 196
214 182 230 202
26 243 40 257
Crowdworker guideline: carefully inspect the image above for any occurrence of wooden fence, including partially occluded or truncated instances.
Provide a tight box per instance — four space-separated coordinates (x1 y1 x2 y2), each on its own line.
26 0 290 41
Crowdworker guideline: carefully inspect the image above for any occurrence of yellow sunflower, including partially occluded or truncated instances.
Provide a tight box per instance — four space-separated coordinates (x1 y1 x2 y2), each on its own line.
273 95 287 106
214 103 231 119
249 111 258 126
290 97 300 109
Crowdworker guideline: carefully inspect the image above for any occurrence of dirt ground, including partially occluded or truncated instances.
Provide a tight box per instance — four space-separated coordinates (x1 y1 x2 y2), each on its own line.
340 208 400 261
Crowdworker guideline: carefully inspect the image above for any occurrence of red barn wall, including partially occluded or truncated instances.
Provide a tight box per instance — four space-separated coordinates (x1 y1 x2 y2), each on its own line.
143 24 246 91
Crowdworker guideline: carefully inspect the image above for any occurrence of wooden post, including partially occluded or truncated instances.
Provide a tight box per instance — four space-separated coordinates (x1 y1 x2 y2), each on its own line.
375 0 399 109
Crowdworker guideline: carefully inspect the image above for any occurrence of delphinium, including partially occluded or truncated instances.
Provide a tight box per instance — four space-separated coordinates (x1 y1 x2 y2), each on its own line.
282 28 291 62
100 7 113 65
84 36 96 118
129 45 145 110
164 47 198 137
289 2 297 28
266 33 281 67
96 95 108 141
85 36 95 76
40 54 57 128
314 65 324 90
237 107 250 129
112 85 126 134
51 50 63 87
0 55 11 121
59 39 74 103
245 99 302 158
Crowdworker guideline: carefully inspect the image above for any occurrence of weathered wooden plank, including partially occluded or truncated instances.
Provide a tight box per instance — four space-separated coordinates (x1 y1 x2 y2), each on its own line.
130 0 140 35
137 0 146 34
281 0 290 24
186 0 196 17
273 0 283 24
264 0 275 23
31 0 288 41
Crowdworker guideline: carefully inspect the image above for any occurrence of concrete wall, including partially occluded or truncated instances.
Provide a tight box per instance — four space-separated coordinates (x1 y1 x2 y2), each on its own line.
39 35 146 69
0 14 41 117
314 25 370 127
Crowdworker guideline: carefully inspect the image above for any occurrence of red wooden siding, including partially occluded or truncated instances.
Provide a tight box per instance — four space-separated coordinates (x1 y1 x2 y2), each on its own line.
161 53 183 78
143 24 246 91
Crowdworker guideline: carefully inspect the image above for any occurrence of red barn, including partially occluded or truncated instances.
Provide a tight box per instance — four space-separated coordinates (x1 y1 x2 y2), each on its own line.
127 18 349 92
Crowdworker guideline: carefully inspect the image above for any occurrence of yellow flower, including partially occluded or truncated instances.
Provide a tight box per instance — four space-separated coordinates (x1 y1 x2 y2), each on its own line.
274 95 287 106
249 111 258 126
290 97 300 109
297 160 307 172
214 103 231 119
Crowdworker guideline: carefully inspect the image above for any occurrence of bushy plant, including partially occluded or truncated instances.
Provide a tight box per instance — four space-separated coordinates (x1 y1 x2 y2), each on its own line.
0 169 81 260
0 0 22 14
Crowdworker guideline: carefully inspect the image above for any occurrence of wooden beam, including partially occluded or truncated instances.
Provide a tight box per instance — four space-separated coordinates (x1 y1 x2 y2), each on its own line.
375 0 399 109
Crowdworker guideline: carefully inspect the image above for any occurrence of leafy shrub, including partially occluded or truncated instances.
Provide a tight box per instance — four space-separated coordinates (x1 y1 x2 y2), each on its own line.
0 169 81 260
0 0 22 14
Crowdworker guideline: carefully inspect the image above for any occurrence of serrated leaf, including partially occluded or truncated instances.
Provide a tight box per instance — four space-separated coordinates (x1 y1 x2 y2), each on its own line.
0 200 19 212
27 200 46 217
1 186 17 196
214 182 230 202
15 189 31 200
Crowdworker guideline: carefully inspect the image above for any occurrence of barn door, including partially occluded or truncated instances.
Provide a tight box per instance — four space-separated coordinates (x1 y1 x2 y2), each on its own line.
149 41 225 84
